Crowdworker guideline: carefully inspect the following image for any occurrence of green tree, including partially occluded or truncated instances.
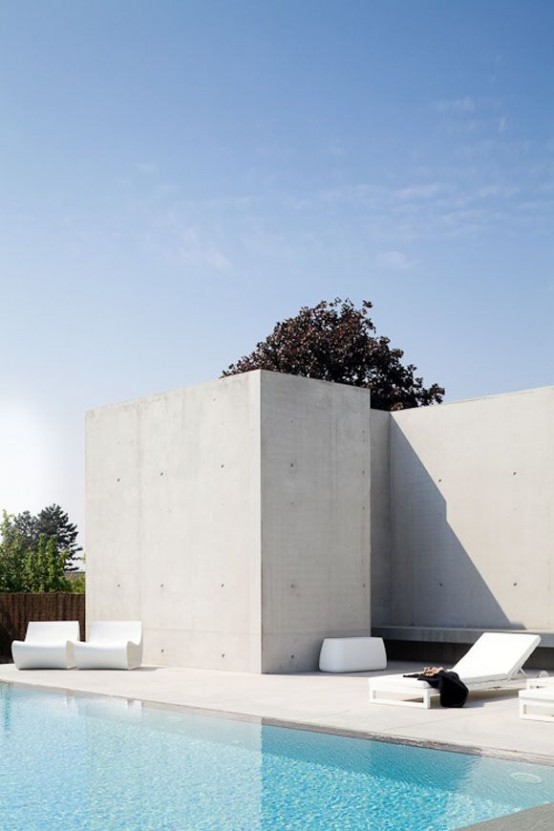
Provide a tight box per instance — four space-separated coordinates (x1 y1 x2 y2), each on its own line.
22 535 69 593
0 510 76 593
7 510 35 546
0 512 27 592
12 504 82 572
223 298 445 411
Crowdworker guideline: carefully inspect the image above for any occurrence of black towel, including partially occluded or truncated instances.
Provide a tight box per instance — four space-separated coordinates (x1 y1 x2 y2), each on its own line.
403 670 469 708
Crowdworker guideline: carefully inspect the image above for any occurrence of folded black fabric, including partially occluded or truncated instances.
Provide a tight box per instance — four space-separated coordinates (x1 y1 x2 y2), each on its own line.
402 670 469 708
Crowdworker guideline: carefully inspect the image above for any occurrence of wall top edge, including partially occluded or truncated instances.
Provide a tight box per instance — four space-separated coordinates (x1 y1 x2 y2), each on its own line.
85 370 373 417
391 383 554 421
86 372 553 420
85 372 260 417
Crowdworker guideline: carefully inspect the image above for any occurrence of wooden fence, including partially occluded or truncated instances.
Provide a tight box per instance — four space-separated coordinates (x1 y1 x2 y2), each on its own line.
0 593 85 661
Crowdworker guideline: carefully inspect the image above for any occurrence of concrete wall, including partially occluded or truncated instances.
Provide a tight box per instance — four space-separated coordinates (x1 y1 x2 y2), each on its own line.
86 372 262 671
88 365 554 670
86 370 371 673
372 386 554 630
259 373 371 672
369 409 391 626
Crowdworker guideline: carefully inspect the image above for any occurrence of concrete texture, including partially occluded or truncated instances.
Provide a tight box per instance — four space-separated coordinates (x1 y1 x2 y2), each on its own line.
259 372 371 672
369 409 391 625
372 386 554 632
86 371 371 673
86 372 262 672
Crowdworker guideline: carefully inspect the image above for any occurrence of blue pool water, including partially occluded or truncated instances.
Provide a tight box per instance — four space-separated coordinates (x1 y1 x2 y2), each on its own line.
1 683 554 830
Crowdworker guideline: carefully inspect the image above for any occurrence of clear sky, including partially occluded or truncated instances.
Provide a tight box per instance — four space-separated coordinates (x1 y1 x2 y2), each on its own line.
1 0 553 543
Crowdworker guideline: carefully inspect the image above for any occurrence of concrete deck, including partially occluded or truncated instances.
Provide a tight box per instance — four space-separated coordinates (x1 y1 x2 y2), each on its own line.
1 660 553 764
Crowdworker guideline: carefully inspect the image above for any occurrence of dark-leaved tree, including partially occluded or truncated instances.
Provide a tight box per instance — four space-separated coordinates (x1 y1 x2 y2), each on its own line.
222 298 444 411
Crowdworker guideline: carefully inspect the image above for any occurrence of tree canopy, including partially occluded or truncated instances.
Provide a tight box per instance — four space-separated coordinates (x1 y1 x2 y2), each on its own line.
9 504 81 572
222 298 445 411
0 504 83 593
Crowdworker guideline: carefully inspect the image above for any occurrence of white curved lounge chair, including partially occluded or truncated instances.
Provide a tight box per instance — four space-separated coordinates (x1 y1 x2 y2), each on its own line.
74 621 143 670
368 632 541 708
12 621 81 670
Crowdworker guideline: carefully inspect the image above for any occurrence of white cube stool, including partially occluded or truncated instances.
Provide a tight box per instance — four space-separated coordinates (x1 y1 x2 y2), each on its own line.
319 636 387 673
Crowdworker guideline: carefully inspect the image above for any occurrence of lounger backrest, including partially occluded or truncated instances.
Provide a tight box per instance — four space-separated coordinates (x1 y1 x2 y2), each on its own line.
88 621 142 645
453 632 540 682
25 621 80 643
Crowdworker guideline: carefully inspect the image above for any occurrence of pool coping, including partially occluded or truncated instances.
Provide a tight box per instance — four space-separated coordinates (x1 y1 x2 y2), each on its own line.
462 803 554 830
0 662 554 765
7 673 553 765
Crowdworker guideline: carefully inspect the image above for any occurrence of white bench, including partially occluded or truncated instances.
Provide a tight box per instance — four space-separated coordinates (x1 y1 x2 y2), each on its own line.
319 636 387 673
519 678 554 721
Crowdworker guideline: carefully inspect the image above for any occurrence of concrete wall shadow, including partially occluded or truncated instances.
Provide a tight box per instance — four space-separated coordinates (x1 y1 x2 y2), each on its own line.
386 422 521 629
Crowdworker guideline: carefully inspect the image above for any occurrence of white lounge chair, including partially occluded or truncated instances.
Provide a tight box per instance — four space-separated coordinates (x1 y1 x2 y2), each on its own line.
368 632 540 708
74 621 143 670
11 621 81 670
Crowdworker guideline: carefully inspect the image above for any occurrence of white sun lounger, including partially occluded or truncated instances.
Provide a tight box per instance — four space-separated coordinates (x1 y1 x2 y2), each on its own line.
74 621 143 670
368 632 541 708
12 621 81 670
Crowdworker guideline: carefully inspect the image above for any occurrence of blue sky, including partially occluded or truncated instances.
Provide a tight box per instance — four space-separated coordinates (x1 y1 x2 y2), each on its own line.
1 0 553 541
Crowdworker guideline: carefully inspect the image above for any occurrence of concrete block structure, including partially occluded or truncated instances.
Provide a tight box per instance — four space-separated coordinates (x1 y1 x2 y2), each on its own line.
87 370 554 672
86 371 371 672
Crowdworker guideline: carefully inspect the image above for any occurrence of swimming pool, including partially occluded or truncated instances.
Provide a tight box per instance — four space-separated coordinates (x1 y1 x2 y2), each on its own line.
1 682 554 830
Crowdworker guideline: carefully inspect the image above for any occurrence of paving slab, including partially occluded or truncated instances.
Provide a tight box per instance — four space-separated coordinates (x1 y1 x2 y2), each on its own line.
464 803 554 830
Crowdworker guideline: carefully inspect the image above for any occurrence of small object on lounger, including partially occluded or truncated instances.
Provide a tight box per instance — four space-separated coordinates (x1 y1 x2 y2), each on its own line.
404 669 468 707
